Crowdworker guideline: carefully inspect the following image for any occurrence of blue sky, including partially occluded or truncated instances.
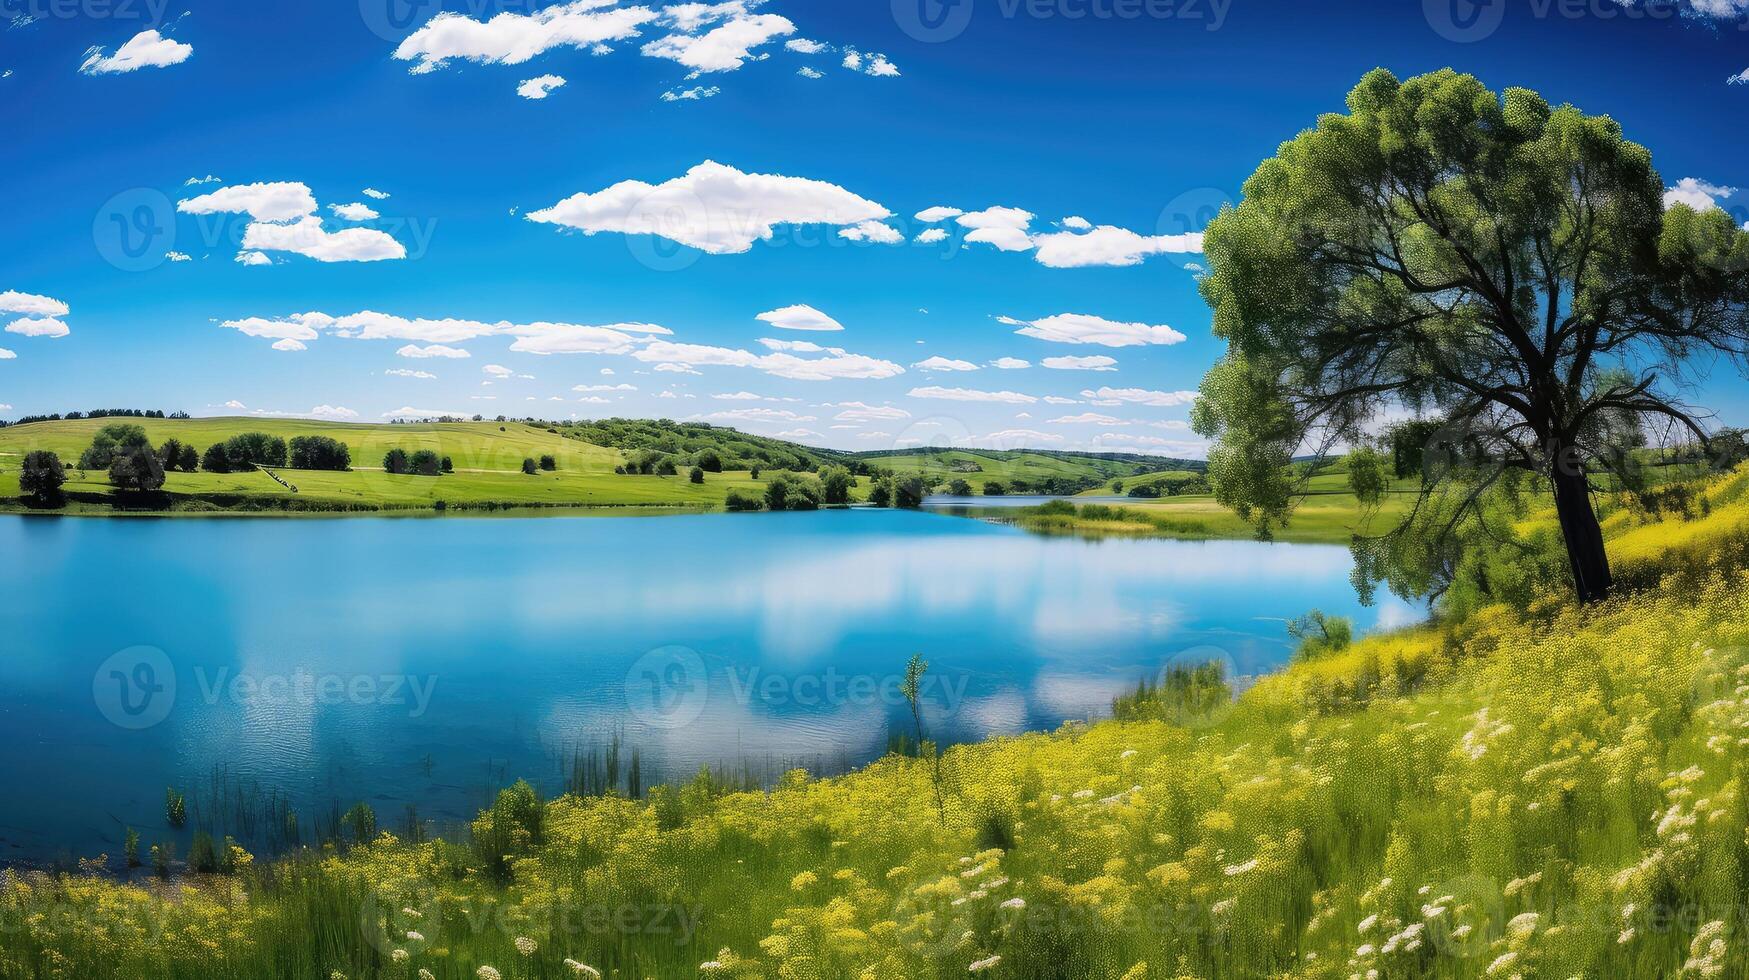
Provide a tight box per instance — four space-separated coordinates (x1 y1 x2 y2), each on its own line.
3 0 1748 454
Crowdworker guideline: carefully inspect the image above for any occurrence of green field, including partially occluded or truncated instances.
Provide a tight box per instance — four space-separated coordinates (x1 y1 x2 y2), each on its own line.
869 449 1183 493
0 417 798 514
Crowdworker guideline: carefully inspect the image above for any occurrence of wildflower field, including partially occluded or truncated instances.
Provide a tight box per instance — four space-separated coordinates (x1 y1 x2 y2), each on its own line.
7 471 1749 979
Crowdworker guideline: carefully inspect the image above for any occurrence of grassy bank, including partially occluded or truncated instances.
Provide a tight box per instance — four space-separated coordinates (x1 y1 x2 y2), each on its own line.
1004 491 1419 545
5 470 1749 978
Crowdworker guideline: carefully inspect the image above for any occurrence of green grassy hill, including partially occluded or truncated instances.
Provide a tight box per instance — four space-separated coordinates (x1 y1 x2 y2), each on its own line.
861 448 1193 494
0 416 811 514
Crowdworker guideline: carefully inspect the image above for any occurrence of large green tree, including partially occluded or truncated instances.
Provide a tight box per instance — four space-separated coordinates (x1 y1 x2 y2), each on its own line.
1193 68 1749 604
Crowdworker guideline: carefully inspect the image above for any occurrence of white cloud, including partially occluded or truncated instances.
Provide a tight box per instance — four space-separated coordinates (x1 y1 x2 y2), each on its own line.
0 349 15 360
1042 395 1078 405
178 181 317 222
838 47 898 76
1002 312 1187 347
0 291 69 316
633 338 903 380
1049 412 1128 425
837 219 903 243
272 338 307 351
785 37 826 53
483 363 515 377
79 29 191 74
1730 67 1749 85
241 216 407 263
1080 385 1198 406
957 206 1035 251
527 160 890 255
309 405 359 420
702 407 816 423
507 322 654 355
386 368 436 378
165 250 191 261
517 73 567 98
908 385 1037 404
712 390 766 400
362 187 390 200
1030 225 1202 267
4 317 69 338
776 428 823 439
222 400 246 409
575 383 637 391
1093 433 1208 454
915 228 947 244
330 202 380 221
577 395 611 404
235 251 272 266
989 357 1030 369
1040 354 1117 371
1664 177 1734 211
797 66 822 78
913 355 979 372
756 303 843 331
981 428 1061 444
1061 215 1091 230
656 362 702 374
756 337 824 352
184 175 221 186
642 11 794 73
833 401 910 422
915 206 963 222
382 406 475 418
398 343 472 358
659 84 720 101
393 2 658 73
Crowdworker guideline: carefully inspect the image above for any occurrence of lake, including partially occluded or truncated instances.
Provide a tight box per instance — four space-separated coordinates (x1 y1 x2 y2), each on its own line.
0 510 1415 864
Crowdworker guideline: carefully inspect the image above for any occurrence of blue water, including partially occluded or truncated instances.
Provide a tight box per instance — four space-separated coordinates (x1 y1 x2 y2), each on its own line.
0 510 1413 863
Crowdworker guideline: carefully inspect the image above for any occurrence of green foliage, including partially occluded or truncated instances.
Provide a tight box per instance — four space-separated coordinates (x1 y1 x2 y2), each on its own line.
818 464 854 504
948 478 973 496
1344 446 1391 508
123 827 140 868
689 465 704 484
200 442 230 473
723 489 763 512
764 474 822 511
539 454 557 471
409 449 442 476
221 432 288 470
1110 661 1231 725
343 802 377 843
521 457 538 475
1285 609 1353 660
18 450 65 503
108 447 164 492
288 435 351 471
894 475 926 509
77 423 149 470
164 787 185 828
383 448 410 474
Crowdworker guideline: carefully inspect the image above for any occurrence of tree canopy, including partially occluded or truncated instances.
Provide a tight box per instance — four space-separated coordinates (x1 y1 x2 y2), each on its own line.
1193 68 1749 604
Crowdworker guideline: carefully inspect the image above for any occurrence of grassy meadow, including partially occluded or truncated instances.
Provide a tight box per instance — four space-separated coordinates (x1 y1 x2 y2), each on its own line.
5 466 1749 978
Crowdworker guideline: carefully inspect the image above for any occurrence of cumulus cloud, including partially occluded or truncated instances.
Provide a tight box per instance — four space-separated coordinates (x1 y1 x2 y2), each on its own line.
660 84 719 101
242 216 406 262
179 181 318 222
956 206 1035 251
1040 354 1117 371
235 251 272 266
0 349 14 360
517 73 567 98
833 401 910 422
329 202 380 220
0 291 69 316
1030 225 1201 267
392 1 658 73
981 428 1062 445
1001 313 1187 347
989 357 1030 369
506 323 655 355
633 338 903 380
165 250 192 261
838 220 902 243
1664 177 1734 211
908 385 1037 404
382 406 475 418
362 187 390 199
785 37 826 53
575 382 638 391
1048 412 1128 425
527 160 890 255
386 368 436 378
756 303 843 331
797 66 822 78
397 343 472 358
915 206 963 222
80 29 191 74
913 355 979 372
701 407 816 423
915 228 947 244
4 317 69 338
1079 385 1198 406
642 10 793 72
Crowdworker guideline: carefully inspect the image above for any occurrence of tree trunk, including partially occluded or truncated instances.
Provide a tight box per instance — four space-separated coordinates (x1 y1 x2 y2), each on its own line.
1550 458 1613 603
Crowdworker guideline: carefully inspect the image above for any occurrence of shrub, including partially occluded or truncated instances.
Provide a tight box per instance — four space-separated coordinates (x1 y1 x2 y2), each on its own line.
895 476 927 509
441 455 453 473
410 449 442 476
724 489 764 512
983 481 1007 496
689 465 704 484
222 432 288 469
383 448 410 474
78 423 149 470
521 457 538 475
539 454 557 471
696 449 723 473
109 447 165 492
201 443 231 473
288 435 351 471
819 465 854 504
948 478 973 496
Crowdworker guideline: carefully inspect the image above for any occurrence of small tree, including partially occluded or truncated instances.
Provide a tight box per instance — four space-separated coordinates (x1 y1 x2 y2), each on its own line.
696 449 723 473
79 423 149 470
410 449 442 476
948 478 973 496
201 443 231 473
689 465 705 484
982 481 1006 496
539 454 557 471
895 476 927 509
819 465 853 505
440 455 453 473
109 447 165 492
18 450 66 505
383 448 410 474
521 457 538 475
176 443 198 473
724 489 763 511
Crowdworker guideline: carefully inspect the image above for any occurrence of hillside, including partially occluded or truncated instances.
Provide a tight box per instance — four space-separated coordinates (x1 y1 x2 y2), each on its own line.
0 416 808 513
4 469 1747 978
859 448 1197 495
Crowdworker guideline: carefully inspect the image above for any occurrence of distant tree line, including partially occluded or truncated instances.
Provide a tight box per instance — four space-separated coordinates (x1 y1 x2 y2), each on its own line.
2 409 189 428
382 448 450 476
